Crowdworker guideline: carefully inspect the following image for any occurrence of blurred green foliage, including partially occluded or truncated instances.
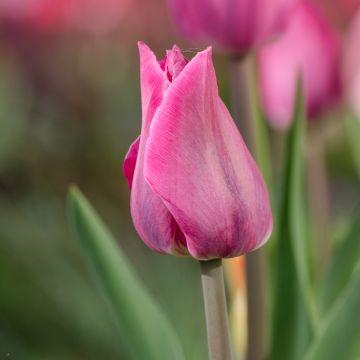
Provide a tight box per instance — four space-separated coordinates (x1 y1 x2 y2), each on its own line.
0 26 211 358
68 188 185 360
271 83 315 360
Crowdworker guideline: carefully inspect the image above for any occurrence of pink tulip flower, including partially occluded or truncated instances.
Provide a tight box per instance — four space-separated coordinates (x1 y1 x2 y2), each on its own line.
258 2 341 129
343 10 360 118
124 43 272 260
168 0 299 55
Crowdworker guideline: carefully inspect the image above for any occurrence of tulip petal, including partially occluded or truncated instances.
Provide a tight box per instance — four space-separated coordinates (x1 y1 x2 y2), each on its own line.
129 42 188 256
159 45 188 82
124 136 140 189
131 176 188 255
137 41 170 130
144 48 272 259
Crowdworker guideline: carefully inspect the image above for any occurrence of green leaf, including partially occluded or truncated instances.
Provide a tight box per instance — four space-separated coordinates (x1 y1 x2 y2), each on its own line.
67 187 184 360
270 81 318 360
346 114 360 180
306 269 360 360
318 207 360 315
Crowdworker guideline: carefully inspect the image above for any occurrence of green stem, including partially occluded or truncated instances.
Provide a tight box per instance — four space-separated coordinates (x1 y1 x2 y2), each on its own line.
228 55 255 150
246 251 268 360
200 259 233 360
306 130 331 274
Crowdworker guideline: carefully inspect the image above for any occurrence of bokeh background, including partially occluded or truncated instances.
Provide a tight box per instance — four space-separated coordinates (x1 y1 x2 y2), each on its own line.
0 0 359 359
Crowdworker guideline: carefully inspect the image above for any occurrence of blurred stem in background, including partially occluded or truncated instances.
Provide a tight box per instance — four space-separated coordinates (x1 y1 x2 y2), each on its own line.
306 125 332 274
228 56 255 148
200 259 233 360
225 257 247 358
228 55 268 360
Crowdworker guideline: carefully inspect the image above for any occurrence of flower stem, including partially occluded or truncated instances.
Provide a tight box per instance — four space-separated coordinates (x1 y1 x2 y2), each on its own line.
228 55 268 360
245 251 268 360
306 128 331 274
200 259 233 360
228 55 256 150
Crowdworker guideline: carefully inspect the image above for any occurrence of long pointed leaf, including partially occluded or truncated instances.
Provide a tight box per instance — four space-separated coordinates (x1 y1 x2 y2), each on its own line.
306 269 360 360
68 187 184 360
271 81 317 360
318 207 360 314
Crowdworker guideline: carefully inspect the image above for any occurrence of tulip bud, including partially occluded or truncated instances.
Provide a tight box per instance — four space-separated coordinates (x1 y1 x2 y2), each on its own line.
124 43 272 260
343 10 360 118
258 3 341 129
167 0 299 55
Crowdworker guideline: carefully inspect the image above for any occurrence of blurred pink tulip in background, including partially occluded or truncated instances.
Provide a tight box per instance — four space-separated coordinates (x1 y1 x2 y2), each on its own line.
0 0 72 29
258 2 341 129
343 9 360 118
310 0 360 28
168 0 299 54
0 0 132 33
124 43 272 260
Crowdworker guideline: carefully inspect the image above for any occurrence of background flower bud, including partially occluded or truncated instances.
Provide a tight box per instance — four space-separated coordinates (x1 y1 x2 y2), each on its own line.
258 2 341 129
167 0 299 55
0 0 131 33
343 9 360 118
309 0 360 28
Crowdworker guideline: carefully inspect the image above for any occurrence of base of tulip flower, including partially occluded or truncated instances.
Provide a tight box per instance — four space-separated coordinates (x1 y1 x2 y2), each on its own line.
200 259 233 360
